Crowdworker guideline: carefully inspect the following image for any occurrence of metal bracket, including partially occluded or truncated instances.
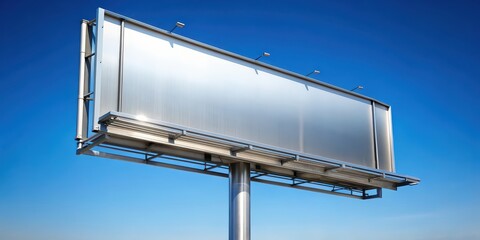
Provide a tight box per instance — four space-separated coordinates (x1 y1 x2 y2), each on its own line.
86 18 96 26
76 134 109 155
324 164 345 173
101 116 118 125
168 130 187 143
396 177 418 187
292 179 308 186
368 173 386 182
204 153 212 162
83 92 94 101
230 145 252 156
146 152 163 161
331 186 349 192
251 172 268 179
85 52 96 58
204 164 220 171
363 188 382 199
280 155 299 165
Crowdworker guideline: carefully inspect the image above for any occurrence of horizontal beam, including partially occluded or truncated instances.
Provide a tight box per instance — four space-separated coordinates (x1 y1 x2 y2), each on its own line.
82 148 375 199
83 149 228 178
252 178 364 199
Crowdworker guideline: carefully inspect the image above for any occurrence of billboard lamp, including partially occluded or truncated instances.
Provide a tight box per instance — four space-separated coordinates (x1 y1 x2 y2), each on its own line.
351 85 364 92
169 21 185 33
255 52 270 60
306 69 320 76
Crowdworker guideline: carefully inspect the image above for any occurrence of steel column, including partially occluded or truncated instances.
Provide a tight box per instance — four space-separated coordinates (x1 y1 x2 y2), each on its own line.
76 20 89 147
117 19 125 112
229 162 250 240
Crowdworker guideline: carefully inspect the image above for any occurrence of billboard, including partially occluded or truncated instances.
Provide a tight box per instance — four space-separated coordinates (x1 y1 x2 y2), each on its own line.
76 8 418 199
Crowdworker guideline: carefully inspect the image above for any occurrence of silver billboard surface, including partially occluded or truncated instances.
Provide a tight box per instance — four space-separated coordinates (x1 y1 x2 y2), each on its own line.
94 10 390 171
77 8 419 200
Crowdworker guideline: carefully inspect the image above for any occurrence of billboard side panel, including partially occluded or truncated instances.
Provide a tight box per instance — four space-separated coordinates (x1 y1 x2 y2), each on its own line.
94 12 121 130
388 107 396 172
93 8 104 131
375 105 393 171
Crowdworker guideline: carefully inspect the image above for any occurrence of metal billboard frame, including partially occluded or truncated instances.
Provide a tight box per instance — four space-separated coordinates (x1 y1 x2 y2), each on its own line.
76 8 418 199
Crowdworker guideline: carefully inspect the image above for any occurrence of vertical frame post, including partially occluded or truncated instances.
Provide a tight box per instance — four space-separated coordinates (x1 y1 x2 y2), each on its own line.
371 101 380 169
76 20 90 148
117 19 125 112
229 162 251 240
92 8 105 131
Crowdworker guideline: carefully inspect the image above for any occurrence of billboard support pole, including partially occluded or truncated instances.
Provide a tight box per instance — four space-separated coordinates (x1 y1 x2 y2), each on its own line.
229 162 250 240
76 19 89 148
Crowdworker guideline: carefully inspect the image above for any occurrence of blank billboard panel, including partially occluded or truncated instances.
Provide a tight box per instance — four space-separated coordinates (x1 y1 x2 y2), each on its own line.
93 9 394 172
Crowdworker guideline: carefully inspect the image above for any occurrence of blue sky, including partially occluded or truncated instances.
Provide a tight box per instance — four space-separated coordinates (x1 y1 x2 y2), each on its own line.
1 0 479 239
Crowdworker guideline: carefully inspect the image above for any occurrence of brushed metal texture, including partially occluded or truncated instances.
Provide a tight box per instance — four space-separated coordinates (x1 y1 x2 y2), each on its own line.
375 105 393 171
94 11 394 171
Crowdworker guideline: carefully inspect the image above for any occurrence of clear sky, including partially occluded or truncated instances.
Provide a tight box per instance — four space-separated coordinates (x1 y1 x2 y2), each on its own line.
1 0 479 240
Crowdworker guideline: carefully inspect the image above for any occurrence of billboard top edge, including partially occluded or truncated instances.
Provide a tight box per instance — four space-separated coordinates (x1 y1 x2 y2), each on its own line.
96 8 390 108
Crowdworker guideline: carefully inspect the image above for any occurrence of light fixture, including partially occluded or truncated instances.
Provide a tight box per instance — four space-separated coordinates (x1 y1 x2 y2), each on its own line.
255 52 270 60
169 21 185 33
351 85 364 92
306 70 320 76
